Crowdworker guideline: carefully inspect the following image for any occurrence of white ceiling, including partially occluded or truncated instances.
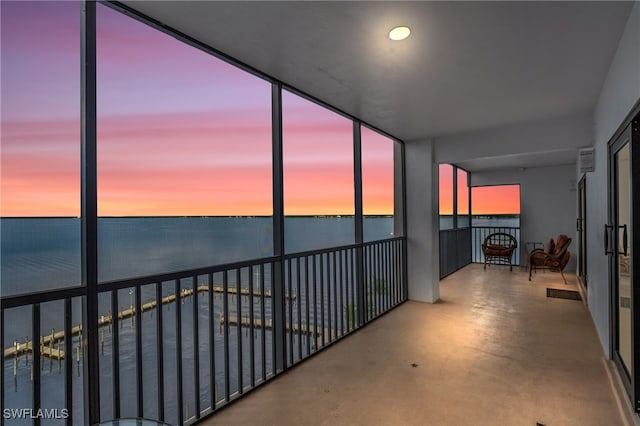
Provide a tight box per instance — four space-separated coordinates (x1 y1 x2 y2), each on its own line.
455 148 579 173
121 1 633 169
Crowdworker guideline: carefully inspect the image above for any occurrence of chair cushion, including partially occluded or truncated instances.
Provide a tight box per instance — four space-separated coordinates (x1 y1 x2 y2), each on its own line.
554 234 571 256
484 245 513 256
546 238 555 254
528 251 547 266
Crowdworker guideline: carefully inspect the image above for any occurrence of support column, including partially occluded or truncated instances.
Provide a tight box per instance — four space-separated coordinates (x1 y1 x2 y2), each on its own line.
405 139 440 302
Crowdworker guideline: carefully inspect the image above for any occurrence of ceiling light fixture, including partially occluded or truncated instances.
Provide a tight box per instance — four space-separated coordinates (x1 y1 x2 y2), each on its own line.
389 26 411 41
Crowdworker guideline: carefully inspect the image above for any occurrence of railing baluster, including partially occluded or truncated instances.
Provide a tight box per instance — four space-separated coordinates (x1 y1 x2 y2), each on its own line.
339 250 344 336
111 290 120 419
296 257 302 360
363 246 368 322
320 254 325 347
223 271 230 402
376 243 381 317
386 241 391 311
328 253 333 342
207 274 215 408
193 275 200 419
65 298 73 426
381 243 385 313
312 255 318 352
260 264 266 382
236 268 242 395
287 259 293 365
249 267 255 388
369 244 374 319
270 261 276 378
377 243 382 316
135 285 143 418
396 240 401 305
305 256 311 356
378 243 383 312
332 251 337 341
350 248 355 331
390 242 396 307
175 279 183 425
33 304 41 426
156 283 165 422
381 243 386 312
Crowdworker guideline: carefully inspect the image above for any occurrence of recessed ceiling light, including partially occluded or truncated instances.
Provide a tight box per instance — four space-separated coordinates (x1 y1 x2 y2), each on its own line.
389 26 411 41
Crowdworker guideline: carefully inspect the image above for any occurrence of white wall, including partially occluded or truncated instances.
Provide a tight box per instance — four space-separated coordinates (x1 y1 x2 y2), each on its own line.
405 139 440 303
472 165 577 270
586 2 640 356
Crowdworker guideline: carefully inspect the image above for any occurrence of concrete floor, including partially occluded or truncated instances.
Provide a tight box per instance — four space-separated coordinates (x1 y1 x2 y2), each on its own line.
202 264 623 426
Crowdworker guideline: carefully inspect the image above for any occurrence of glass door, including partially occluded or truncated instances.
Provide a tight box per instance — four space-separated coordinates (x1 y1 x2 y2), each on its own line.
615 139 631 373
608 120 638 410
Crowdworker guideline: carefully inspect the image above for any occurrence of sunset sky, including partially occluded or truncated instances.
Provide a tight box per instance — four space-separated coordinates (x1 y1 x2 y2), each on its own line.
439 164 519 215
1 1 81 217
1 2 395 217
361 126 395 216
439 164 454 215
471 185 520 215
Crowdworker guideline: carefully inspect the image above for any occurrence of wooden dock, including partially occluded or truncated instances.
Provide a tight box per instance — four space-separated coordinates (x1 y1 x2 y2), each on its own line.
3 282 294 360
206 284 295 300
219 315 331 337
4 340 65 361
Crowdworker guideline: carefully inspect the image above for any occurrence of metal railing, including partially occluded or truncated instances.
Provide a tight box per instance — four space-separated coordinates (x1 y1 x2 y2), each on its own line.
471 226 521 266
1 237 406 425
439 227 472 279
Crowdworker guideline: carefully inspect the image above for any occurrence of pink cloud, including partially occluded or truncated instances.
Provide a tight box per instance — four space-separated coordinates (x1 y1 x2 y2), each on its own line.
1 2 398 218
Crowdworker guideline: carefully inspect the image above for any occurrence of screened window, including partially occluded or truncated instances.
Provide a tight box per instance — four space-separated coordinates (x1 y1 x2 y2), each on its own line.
471 185 521 219
282 90 354 252
96 4 273 282
438 164 454 230
457 168 470 228
1 1 81 296
361 126 395 241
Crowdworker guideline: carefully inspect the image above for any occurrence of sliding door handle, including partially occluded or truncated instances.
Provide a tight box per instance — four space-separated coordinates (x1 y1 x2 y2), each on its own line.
604 224 613 255
620 224 628 256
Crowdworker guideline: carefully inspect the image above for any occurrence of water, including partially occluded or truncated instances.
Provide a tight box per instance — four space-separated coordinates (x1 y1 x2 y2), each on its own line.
470 215 519 228
1 216 393 424
1 216 394 296
439 214 520 229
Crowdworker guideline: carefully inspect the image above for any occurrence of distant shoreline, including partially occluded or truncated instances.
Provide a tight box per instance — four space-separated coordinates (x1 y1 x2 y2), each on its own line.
438 214 519 218
0 215 393 219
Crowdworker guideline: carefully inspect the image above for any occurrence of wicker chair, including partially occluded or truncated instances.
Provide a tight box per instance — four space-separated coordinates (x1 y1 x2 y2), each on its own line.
527 234 572 284
481 233 518 271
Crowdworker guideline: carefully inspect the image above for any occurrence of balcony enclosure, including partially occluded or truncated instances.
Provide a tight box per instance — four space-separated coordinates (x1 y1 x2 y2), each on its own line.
3 1 640 425
0 2 406 424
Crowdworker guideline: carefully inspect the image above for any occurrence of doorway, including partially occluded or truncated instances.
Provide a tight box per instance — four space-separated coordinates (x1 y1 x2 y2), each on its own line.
577 176 587 292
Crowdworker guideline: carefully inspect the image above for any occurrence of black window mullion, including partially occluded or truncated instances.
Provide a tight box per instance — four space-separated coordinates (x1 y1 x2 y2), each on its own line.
80 2 100 423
